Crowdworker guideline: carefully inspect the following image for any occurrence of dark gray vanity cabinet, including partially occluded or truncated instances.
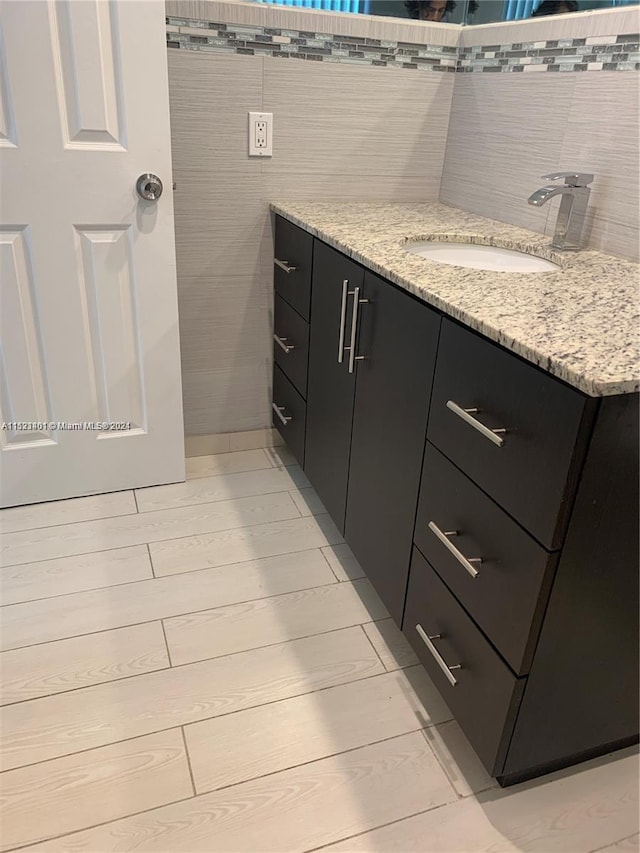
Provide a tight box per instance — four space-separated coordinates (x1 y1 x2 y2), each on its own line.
271 219 314 466
344 272 440 625
292 230 441 626
271 214 639 786
405 317 638 785
304 241 364 532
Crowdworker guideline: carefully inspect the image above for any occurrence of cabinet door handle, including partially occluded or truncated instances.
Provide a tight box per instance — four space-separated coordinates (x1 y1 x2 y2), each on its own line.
348 286 369 374
273 334 295 354
446 400 507 447
427 521 481 579
272 403 292 426
415 624 461 687
274 258 297 274
337 279 349 364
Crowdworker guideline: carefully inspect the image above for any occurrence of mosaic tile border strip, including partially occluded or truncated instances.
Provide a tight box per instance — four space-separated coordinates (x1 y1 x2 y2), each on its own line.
460 33 639 73
166 17 456 71
166 17 639 72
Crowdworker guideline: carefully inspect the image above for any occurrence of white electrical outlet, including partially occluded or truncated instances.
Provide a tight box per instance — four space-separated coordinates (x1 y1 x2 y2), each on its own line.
248 112 273 157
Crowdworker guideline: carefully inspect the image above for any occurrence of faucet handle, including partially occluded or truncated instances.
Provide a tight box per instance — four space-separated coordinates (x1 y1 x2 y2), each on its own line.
541 171 594 187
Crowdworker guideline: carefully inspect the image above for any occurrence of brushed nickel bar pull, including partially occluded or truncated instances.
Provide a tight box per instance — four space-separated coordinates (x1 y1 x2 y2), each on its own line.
348 286 369 374
415 624 461 687
273 334 295 354
274 258 297 274
446 400 506 447
428 521 481 579
272 403 292 426
337 279 349 364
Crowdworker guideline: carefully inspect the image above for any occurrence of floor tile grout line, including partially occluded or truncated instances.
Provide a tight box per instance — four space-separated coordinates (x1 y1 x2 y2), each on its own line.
180 725 198 797
0 544 331 608
589 832 638 853
0 657 173 709
318 545 343 583
0 791 199 853
590 833 640 853
0 571 363 654
160 618 173 667
146 542 156 579
0 723 186 778
359 622 388 672
190 725 438 798
0 456 290 534
0 444 288 536
0 506 135 538
0 726 447 853
1 500 333 570
0 664 427 774
0 613 387 706
135 470 309 514
4 481 306 538
185 462 273 482
302 800 463 853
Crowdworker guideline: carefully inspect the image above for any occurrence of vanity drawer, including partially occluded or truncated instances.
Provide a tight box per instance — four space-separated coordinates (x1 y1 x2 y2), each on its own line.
272 364 306 467
274 216 313 321
414 443 558 675
427 319 594 550
274 295 309 399
403 547 524 776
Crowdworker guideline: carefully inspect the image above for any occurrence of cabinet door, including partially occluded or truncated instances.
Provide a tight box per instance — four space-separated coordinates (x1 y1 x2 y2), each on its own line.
304 242 364 533
345 272 441 626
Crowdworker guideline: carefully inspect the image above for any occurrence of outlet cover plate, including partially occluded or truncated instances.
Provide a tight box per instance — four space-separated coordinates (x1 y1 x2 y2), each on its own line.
249 111 273 157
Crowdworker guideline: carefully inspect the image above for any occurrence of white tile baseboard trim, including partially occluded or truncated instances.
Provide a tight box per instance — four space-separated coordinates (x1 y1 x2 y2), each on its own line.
185 428 284 457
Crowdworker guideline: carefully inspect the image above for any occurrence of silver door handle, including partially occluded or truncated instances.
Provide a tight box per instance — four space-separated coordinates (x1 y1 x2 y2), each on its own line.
446 400 506 447
348 286 369 374
136 173 163 201
416 624 461 687
427 521 481 579
273 334 295 354
337 279 349 364
274 258 297 274
272 403 292 426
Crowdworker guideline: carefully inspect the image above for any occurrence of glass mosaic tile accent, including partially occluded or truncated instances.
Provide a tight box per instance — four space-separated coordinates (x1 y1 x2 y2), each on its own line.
166 17 640 73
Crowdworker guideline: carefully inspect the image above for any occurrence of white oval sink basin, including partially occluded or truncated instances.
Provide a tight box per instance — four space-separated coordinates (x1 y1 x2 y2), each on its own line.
405 241 559 273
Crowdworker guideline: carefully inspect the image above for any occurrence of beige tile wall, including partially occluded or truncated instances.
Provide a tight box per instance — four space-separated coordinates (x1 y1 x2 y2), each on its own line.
442 8 640 262
440 72 639 262
168 48 454 436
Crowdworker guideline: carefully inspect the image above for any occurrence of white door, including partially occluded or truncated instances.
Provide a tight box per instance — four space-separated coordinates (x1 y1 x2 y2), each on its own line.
0 0 185 508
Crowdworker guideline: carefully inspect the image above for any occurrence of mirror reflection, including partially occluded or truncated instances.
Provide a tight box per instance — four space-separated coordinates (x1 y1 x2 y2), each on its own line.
256 0 639 27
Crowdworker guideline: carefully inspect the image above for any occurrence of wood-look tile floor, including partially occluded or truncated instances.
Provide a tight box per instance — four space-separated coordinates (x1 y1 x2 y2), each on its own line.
1 444 638 852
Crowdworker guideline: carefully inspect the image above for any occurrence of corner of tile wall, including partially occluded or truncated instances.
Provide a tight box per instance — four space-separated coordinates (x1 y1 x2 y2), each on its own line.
166 0 460 45
460 6 640 48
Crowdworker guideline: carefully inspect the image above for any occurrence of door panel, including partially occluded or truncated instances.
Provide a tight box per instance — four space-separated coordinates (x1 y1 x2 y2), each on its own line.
0 0 184 506
345 273 440 625
304 242 363 533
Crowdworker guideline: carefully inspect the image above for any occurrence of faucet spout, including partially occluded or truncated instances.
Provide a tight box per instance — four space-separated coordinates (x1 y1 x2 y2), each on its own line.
527 185 570 206
527 171 594 250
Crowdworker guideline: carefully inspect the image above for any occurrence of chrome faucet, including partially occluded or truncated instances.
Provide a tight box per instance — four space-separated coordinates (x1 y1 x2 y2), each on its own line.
528 171 594 250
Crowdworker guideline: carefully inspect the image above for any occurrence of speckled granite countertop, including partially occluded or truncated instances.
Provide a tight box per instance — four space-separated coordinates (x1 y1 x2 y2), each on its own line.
271 201 640 397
